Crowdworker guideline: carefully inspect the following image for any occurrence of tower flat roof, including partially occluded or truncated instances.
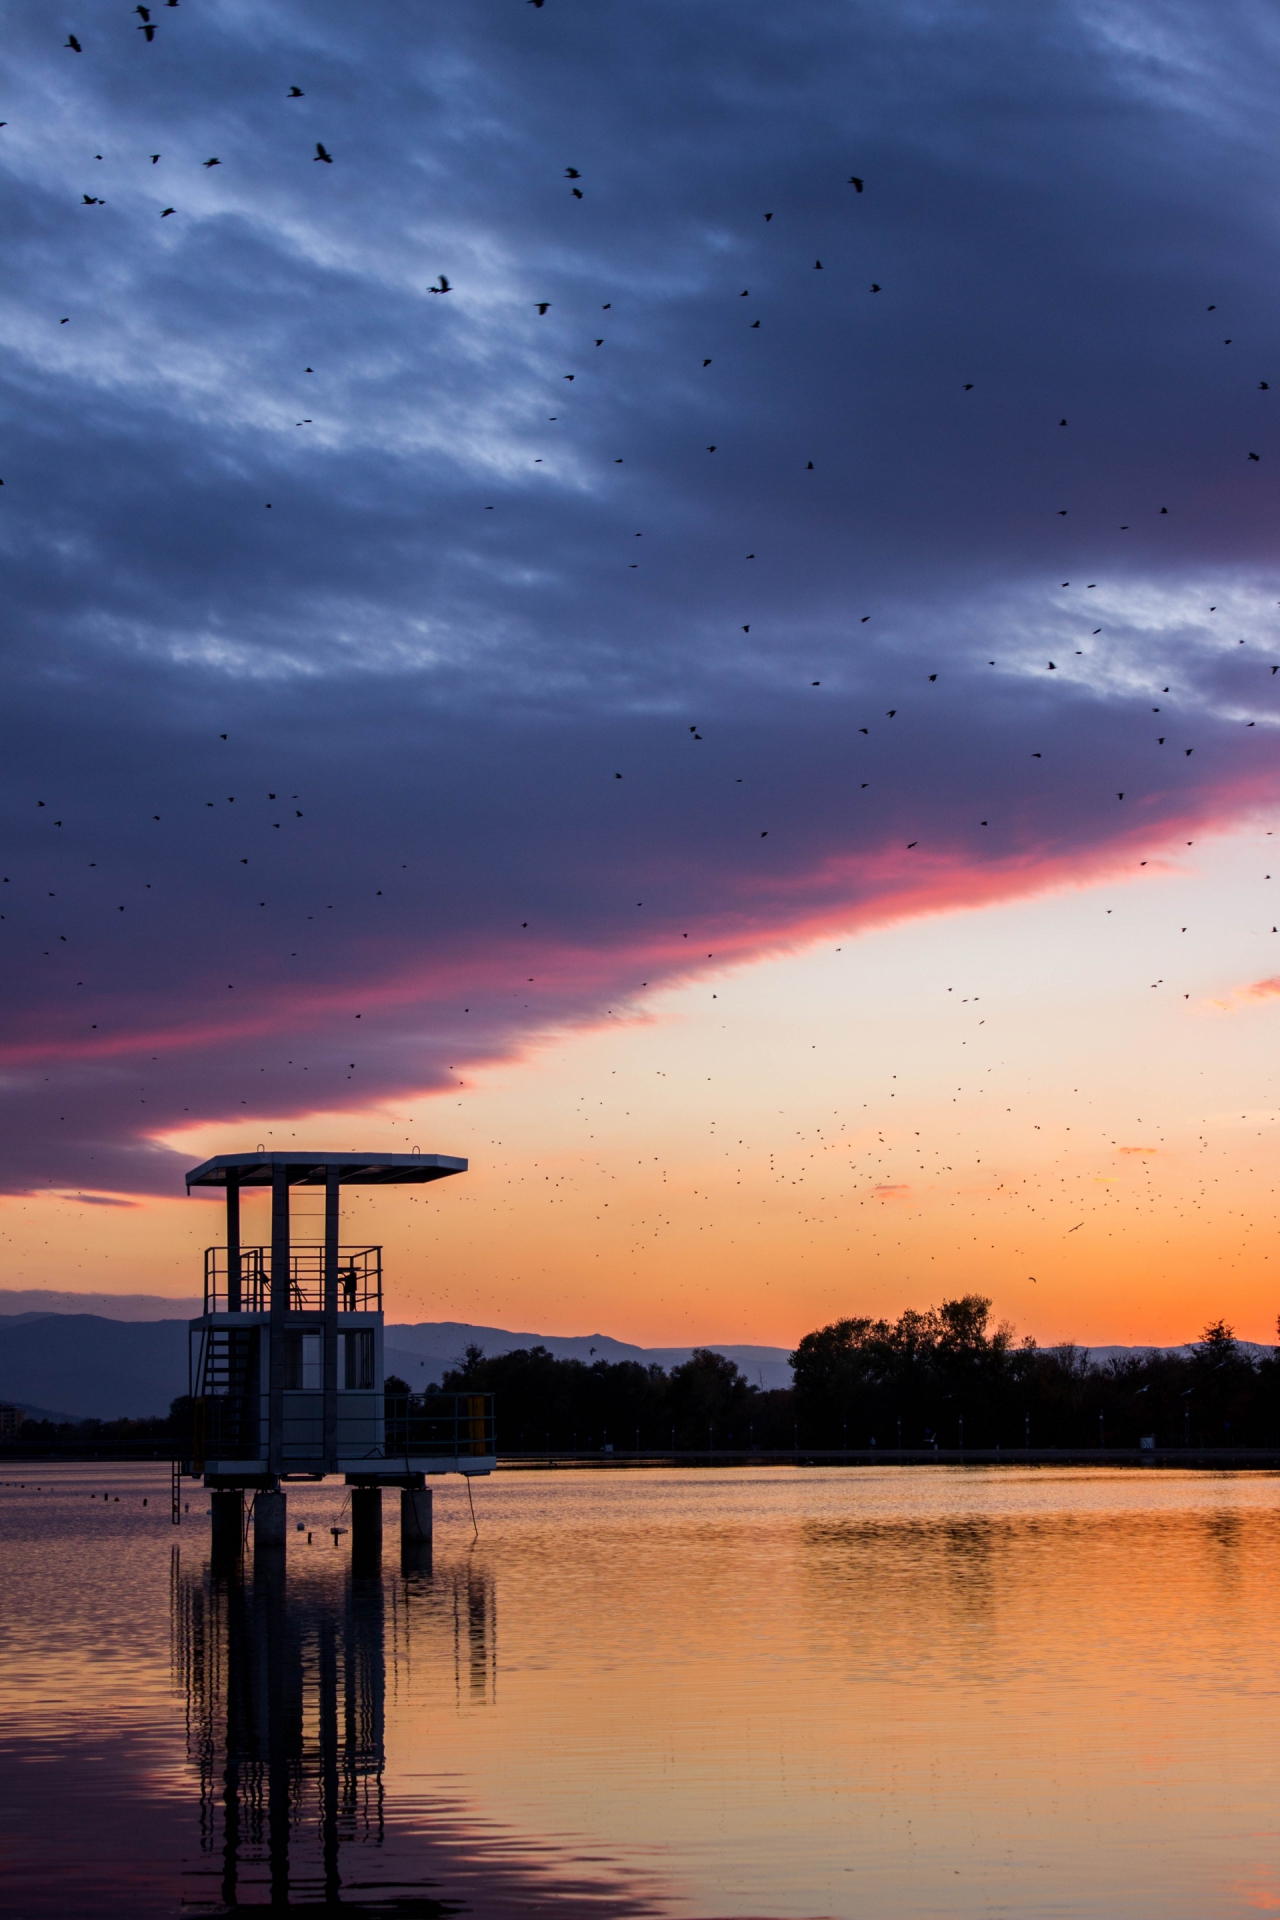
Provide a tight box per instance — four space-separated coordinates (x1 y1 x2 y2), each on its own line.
185 1151 467 1189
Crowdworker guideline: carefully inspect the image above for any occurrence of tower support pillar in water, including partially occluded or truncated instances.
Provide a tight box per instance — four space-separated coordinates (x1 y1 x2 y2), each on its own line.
351 1486 383 1569
254 1486 287 1552
400 1485 432 1571
211 1489 244 1564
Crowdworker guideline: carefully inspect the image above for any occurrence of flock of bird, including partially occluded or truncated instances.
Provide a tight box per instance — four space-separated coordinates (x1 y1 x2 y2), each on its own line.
5 7 1278 1233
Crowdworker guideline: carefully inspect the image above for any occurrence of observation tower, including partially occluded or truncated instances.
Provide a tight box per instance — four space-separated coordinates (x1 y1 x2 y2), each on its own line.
184 1149 494 1563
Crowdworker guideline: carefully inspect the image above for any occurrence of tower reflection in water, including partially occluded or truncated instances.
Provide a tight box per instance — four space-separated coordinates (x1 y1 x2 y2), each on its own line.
172 1543 496 1912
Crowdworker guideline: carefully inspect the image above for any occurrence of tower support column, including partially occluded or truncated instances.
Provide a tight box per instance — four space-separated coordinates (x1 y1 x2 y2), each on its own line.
351 1487 382 1571
268 1162 290 1476
323 1165 340 1473
255 1486 288 1552
401 1485 432 1572
211 1488 244 1564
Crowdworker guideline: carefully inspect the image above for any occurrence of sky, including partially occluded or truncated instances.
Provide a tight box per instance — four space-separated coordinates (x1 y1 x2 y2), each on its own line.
2 0 1280 1346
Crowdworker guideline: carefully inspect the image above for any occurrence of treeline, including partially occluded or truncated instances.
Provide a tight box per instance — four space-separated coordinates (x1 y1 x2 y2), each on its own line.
0 1407 183 1458
430 1344 790 1451
434 1297 1280 1452
6 1299 1277 1458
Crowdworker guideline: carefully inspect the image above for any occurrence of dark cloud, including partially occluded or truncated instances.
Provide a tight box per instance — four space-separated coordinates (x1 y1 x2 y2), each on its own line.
1 0 1277 1192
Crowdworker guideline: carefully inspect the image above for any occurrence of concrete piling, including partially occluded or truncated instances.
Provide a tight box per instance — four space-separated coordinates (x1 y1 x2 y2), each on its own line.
211 1489 244 1564
350 1486 382 1571
400 1486 432 1572
254 1487 288 1552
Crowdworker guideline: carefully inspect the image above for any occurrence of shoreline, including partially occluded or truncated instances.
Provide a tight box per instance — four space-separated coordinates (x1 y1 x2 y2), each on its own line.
5 1445 1280 1470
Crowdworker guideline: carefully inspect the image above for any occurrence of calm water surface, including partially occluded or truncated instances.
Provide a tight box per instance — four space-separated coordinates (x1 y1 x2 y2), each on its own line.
2 1464 1279 1917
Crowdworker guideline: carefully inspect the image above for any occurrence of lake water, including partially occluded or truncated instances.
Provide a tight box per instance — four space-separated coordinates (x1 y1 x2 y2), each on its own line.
2 1463 1279 1917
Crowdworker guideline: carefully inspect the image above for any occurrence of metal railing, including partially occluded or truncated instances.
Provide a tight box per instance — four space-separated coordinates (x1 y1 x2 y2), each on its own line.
202 1244 382 1314
383 1394 495 1462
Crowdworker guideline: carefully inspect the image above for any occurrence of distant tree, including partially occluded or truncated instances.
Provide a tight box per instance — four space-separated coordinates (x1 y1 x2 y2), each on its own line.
667 1349 752 1446
1196 1319 1241 1367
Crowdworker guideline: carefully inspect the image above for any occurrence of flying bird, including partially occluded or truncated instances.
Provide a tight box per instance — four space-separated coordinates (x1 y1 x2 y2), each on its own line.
572 187 582 198
429 275 451 293
1249 451 1260 460
565 168 580 178
135 4 150 16
81 194 103 205
138 20 156 36
814 259 823 269
870 282 881 292
151 153 160 163
536 302 550 313
65 33 82 50
160 206 173 216
314 142 332 162
848 175 863 190
203 157 221 167
288 86 304 96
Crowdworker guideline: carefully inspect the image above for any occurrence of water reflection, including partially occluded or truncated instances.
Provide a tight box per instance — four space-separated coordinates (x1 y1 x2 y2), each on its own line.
172 1547 496 1912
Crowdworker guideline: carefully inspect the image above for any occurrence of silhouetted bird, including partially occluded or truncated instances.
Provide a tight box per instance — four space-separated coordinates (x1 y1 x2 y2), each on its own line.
160 206 173 216
82 194 102 205
429 275 451 293
536 302 550 313
203 157 220 167
288 86 304 96
565 168 580 178
66 34 82 50
848 175 863 190
314 142 332 162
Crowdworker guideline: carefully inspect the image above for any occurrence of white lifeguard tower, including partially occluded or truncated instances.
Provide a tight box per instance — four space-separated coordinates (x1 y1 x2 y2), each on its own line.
184 1149 493 1561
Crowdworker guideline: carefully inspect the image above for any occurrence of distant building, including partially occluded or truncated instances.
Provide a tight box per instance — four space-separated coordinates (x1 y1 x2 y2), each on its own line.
0 1405 26 1440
